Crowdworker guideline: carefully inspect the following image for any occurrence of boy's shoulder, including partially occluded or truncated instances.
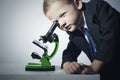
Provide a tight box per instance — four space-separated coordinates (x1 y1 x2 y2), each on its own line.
82 0 103 13
87 0 105 8
84 0 119 13
89 0 102 3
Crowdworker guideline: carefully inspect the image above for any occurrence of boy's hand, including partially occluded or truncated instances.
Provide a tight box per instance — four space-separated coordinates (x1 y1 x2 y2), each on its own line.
63 61 84 74
81 60 104 74
63 60 103 74
81 64 96 74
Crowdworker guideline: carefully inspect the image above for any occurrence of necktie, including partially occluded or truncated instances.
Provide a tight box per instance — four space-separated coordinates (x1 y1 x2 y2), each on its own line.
81 27 96 60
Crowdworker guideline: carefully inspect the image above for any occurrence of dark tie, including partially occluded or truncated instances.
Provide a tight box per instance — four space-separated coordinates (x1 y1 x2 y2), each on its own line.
81 27 96 60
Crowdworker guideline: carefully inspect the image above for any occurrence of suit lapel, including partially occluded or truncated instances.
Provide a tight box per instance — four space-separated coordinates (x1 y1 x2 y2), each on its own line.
83 3 101 47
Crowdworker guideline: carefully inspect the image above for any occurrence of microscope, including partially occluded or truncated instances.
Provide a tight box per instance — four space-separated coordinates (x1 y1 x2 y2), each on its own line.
25 20 59 71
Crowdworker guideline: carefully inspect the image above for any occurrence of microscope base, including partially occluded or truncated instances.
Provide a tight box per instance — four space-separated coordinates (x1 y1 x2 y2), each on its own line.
25 63 55 71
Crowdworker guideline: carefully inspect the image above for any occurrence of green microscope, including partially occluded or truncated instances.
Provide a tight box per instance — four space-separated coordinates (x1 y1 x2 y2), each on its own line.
25 20 59 71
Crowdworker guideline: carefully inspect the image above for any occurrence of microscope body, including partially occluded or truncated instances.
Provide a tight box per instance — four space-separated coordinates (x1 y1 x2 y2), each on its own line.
25 20 59 71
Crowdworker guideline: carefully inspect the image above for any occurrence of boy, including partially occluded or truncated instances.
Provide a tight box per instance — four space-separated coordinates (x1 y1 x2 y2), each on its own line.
43 0 120 80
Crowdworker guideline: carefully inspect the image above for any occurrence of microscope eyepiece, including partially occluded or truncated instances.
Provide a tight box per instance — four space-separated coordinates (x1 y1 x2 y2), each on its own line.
40 20 59 43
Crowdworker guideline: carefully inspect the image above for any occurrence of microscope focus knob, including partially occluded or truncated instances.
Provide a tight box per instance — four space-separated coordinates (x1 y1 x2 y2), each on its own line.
31 52 41 59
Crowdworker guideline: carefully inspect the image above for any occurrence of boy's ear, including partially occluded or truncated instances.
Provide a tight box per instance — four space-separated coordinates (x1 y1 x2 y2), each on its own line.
73 0 82 9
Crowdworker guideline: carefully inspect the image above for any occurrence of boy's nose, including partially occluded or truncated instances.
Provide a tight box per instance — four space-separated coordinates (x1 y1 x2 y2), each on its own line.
58 20 66 30
60 23 66 30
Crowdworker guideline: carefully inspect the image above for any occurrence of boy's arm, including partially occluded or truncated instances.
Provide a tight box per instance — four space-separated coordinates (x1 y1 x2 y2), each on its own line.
82 0 120 74
94 0 120 63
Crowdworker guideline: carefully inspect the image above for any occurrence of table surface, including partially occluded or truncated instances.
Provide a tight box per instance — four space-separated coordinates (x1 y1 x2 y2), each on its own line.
0 63 100 80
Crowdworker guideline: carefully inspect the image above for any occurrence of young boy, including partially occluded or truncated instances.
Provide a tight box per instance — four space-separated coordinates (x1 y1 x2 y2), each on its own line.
43 0 120 80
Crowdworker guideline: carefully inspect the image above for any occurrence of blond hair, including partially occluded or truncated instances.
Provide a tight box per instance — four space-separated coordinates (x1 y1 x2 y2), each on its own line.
43 0 73 14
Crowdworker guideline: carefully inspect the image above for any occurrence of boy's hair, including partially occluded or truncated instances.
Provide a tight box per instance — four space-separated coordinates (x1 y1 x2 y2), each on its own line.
43 0 74 14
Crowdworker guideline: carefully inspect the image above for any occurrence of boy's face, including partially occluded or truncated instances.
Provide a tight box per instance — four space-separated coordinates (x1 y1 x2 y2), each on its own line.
45 0 83 32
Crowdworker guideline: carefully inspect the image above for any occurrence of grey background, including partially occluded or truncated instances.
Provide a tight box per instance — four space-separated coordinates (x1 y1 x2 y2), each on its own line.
0 0 120 65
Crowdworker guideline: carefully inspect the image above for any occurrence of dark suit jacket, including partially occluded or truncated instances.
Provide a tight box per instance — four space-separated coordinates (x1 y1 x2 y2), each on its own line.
61 0 120 80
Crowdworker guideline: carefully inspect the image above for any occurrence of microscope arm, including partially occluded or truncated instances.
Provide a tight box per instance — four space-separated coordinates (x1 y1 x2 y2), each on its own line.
45 33 59 60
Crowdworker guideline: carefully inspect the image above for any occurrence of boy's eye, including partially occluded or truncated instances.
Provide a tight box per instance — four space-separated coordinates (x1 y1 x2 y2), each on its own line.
59 12 66 18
